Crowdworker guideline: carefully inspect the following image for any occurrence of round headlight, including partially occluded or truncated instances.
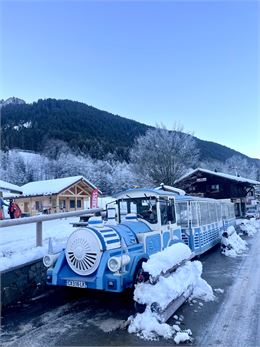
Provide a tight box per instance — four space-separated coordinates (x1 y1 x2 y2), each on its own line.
107 257 121 272
43 255 52 267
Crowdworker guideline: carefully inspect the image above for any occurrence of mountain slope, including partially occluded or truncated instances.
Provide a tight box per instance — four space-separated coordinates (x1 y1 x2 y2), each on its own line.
1 98 258 164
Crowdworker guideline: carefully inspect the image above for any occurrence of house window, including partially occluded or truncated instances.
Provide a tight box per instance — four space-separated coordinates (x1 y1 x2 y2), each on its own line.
77 200 82 208
24 202 29 212
35 201 43 211
59 200 66 209
70 199 75 208
211 184 219 191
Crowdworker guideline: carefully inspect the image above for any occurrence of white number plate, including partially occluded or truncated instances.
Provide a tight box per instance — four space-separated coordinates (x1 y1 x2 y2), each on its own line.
66 280 87 288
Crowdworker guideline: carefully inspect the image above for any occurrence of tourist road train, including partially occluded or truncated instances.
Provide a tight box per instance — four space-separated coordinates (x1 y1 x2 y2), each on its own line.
43 186 235 293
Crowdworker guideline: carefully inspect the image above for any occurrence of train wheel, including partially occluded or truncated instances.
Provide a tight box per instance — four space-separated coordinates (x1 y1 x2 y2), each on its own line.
133 261 149 314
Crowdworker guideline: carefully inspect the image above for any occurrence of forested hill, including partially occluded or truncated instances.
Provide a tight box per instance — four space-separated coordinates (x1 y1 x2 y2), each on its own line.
1 98 258 164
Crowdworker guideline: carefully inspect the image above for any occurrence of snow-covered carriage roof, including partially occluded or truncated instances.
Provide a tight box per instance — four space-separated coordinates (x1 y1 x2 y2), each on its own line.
10 176 100 198
175 168 260 186
114 188 177 200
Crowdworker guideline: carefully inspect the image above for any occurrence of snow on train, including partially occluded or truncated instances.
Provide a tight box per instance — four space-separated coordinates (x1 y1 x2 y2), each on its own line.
43 186 235 293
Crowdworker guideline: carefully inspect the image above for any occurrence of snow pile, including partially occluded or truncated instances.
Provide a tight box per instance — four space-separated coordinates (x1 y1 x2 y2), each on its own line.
221 226 248 258
142 242 192 278
236 218 260 236
128 243 214 341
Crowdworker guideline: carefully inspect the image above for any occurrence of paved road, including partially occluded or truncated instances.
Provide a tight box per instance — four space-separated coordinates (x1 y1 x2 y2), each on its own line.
197 230 260 347
1 232 260 346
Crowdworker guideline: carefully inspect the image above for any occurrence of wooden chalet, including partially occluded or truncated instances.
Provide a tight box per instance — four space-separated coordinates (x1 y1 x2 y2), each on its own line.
8 176 100 217
175 168 260 217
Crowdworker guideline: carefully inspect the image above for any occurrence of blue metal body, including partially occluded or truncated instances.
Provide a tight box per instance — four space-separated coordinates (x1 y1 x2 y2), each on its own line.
45 188 236 293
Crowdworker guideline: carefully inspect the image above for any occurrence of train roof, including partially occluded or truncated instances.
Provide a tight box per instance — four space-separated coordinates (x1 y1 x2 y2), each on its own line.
114 188 177 200
175 194 233 203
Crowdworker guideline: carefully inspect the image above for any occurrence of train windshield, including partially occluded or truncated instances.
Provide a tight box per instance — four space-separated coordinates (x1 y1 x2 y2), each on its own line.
118 197 158 224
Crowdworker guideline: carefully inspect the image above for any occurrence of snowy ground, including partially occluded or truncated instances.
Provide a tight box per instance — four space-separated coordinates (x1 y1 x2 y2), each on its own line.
0 217 78 272
2 226 260 346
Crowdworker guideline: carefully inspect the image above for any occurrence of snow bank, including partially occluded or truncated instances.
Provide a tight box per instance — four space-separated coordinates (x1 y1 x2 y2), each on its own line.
221 226 248 258
236 218 260 236
128 243 214 341
0 217 77 272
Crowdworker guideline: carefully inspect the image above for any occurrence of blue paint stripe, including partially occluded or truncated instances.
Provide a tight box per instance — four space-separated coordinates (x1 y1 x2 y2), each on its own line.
103 233 119 238
106 239 120 244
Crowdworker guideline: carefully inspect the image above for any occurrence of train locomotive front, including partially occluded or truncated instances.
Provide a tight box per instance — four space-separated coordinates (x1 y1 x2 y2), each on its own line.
44 189 182 292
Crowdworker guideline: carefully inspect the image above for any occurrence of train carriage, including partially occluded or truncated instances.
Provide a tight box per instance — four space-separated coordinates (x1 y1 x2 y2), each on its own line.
43 187 236 294
175 195 235 256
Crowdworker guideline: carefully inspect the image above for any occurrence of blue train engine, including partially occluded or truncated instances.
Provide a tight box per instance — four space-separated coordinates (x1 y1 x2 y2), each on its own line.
43 188 183 292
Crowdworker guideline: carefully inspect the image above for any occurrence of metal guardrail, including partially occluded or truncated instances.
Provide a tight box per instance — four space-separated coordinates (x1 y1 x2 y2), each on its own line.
0 208 103 247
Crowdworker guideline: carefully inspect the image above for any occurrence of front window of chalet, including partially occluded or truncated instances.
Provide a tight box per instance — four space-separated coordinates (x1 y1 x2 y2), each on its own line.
35 201 43 211
59 200 66 209
77 200 82 208
70 199 75 208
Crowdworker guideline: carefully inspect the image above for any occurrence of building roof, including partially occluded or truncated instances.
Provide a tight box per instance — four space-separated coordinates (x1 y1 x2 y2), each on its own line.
175 168 260 186
15 176 99 197
0 180 23 194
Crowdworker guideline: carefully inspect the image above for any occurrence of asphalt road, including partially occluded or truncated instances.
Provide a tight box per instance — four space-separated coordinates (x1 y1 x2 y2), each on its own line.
1 231 260 346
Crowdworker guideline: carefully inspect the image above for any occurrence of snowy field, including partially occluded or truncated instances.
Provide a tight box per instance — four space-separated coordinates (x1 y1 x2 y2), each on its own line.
0 217 78 272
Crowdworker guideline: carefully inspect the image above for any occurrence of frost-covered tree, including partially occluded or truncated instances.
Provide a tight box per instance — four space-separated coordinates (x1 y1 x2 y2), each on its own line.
130 124 199 186
200 155 259 180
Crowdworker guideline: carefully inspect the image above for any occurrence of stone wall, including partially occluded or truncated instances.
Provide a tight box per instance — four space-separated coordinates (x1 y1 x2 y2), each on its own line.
1 259 48 309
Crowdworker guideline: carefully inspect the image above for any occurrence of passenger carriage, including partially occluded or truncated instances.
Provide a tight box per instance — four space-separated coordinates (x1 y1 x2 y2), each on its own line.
43 187 235 293
175 195 235 256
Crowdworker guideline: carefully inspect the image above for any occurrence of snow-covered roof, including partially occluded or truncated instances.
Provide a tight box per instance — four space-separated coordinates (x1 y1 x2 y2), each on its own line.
18 176 99 197
175 168 260 186
0 180 23 194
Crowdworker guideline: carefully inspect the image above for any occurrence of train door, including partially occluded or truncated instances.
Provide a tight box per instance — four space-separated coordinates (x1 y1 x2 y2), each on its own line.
158 198 181 249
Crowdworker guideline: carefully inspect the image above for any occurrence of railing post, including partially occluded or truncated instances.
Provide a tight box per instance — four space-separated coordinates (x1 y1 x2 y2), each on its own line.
36 221 43 247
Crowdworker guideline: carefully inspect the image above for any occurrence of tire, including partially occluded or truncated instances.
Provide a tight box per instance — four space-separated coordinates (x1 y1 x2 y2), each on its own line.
132 260 149 314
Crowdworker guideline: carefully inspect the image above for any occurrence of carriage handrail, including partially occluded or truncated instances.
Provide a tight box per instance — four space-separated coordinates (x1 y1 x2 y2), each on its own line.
0 208 103 246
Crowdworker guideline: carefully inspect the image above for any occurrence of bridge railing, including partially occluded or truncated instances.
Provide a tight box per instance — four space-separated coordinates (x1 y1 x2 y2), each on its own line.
0 208 103 247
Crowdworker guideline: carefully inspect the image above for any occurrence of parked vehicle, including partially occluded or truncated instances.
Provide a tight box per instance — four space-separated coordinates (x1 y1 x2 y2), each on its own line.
43 187 235 293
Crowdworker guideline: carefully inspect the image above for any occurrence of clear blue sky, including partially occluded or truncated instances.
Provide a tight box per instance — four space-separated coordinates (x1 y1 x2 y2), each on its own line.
1 0 259 158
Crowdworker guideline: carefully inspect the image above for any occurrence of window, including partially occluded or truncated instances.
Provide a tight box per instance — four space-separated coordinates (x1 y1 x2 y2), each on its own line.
176 202 188 227
191 201 198 226
119 197 158 224
211 184 219 191
35 201 43 211
70 199 75 208
77 199 82 208
59 200 66 209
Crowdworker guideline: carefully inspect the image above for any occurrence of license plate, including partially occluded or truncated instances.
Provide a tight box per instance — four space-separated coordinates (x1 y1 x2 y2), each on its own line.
66 280 87 288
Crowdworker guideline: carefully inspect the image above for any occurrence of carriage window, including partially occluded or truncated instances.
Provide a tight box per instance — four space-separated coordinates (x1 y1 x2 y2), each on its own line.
209 203 217 223
176 202 188 227
200 202 208 225
191 202 198 227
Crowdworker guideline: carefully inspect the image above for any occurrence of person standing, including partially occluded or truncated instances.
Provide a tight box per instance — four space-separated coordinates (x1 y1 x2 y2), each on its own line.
0 193 9 220
8 199 16 219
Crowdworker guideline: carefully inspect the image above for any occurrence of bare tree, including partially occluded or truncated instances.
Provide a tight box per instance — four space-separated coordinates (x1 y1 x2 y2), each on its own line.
130 124 199 186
